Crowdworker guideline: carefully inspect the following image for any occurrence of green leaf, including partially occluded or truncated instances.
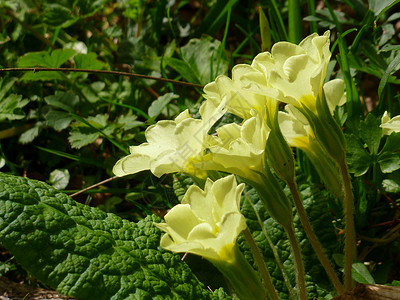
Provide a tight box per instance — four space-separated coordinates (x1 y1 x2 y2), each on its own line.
346 134 372 176
378 133 400 173
164 57 201 84
43 3 78 28
18 49 75 68
18 122 43 144
368 0 400 17
0 173 229 300
116 114 143 131
49 169 70 190
378 152 400 173
45 91 79 113
166 36 228 85
0 94 29 121
74 52 108 70
45 111 75 131
378 51 400 98
382 179 400 193
259 7 271 51
81 81 106 103
352 262 375 284
17 49 75 81
148 93 178 118
0 77 17 100
360 114 382 155
181 36 228 84
68 129 100 149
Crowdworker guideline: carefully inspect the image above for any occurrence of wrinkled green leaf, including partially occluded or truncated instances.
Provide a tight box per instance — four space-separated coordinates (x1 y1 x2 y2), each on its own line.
148 93 178 118
352 262 375 284
0 173 228 299
49 169 70 190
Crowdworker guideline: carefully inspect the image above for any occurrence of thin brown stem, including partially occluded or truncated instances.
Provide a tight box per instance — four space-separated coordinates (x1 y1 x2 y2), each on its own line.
69 176 118 197
339 156 356 292
0 67 204 89
287 180 344 295
285 223 307 300
243 228 280 300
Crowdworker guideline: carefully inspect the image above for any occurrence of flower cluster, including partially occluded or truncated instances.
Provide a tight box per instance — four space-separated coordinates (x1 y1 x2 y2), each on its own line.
113 31 348 299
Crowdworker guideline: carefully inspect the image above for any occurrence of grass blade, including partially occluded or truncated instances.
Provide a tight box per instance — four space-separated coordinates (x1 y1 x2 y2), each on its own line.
288 0 302 43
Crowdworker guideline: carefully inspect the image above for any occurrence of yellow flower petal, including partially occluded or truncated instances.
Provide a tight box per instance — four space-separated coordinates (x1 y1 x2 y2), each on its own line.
154 175 247 262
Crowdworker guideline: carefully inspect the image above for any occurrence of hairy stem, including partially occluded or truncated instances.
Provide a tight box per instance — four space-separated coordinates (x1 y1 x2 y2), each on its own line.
244 194 296 299
243 228 280 300
287 180 344 295
339 155 356 291
285 223 307 300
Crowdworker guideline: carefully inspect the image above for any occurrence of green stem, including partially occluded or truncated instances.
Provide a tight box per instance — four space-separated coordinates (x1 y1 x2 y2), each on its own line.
210 244 266 300
287 180 344 295
338 155 356 291
243 228 280 300
285 223 307 300
244 194 296 299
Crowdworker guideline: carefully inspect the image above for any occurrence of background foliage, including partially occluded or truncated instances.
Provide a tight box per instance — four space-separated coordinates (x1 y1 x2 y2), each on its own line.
0 0 400 298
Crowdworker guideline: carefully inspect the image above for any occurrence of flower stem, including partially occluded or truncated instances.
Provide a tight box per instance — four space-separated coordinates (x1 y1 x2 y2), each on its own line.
285 223 307 300
243 227 280 300
338 155 356 291
210 244 267 300
245 194 297 299
287 179 344 295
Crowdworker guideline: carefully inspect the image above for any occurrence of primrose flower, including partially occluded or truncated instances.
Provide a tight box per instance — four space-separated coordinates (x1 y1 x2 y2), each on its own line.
203 64 278 120
251 31 331 112
155 175 266 299
154 175 246 260
380 112 400 135
196 109 270 183
113 99 225 178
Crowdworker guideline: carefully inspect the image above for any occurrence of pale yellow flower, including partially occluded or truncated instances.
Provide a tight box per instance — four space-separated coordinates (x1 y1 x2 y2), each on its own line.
196 109 270 183
154 175 246 261
112 99 225 178
203 64 278 120
380 112 400 135
251 31 331 112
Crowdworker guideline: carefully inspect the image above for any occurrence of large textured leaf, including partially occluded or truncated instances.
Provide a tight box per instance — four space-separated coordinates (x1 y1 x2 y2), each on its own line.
0 173 229 300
